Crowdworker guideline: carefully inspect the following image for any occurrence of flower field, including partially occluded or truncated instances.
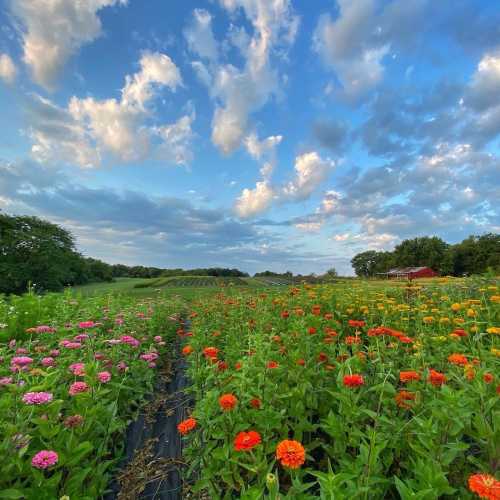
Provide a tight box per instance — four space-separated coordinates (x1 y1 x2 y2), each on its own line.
180 279 500 499
0 292 181 499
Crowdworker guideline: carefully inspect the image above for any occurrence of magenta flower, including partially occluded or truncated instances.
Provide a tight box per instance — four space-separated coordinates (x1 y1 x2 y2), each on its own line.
32 450 58 469
11 356 33 366
0 377 13 386
154 336 162 343
15 348 29 355
98 371 111 383
35 325 56 334
140 352 159 362
69 381 89 396
22 392 53 405
41 357 55 367
120 335 140 347
69 363 85 376
50 349 60 357
79 321 96 329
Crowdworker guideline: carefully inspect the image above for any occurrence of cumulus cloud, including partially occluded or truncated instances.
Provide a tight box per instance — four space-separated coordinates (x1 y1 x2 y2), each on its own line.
26 52 193 168
235 180 275 218
185 0 298 154
0 53 17 84
313 0 389 99
282 152 334 201
235 151 333 219
467 50 500 111
11 0 127 90
244 132 282 160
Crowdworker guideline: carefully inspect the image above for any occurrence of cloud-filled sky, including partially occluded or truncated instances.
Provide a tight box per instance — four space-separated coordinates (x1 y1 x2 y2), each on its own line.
0 0 499 275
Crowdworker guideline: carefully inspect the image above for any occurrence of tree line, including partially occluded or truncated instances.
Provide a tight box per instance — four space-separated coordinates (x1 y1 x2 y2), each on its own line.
0 214 248 294
351 234 500 277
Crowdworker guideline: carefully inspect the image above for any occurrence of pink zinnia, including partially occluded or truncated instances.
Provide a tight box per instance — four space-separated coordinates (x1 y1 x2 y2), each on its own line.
79 321 96 329
32 450 58 469
98 371 111 383
63 342 82 350
69 363 85 376
69 381 89 396
41 357 55 367
35 325 56 334
50 349 60 357
121 335 140 347
16 348 29 355
0 377 13 386
154 336 162 343
140 352 159 362
22 392 53 405
64 415 84 428
117 361 128 371
11 356 33 366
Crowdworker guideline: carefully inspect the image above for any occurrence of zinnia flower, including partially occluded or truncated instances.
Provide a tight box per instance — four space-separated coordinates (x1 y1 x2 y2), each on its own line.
428 369 447 387
177 417 197 435
69 381 89 396
32 450 58 469
267 361 279 369
448 353 468 366
219 393 238 411
343 374 364 388
468 473 500 500
203 347 219 360
64 415 84 428
276 440 306 469
22 392 53 405
395 390 416 409
69 363 86 376
400 371 421 383
234 431 261 451
98 371 111 383
250 398 261 409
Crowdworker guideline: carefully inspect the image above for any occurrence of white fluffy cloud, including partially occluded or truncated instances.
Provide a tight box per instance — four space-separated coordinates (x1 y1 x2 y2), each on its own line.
234 180 275 218
11 0 127 90
235 151 333 218
0 53 17 84
282 152 334 200
185 0 298 154
468 50 500 111
121 52 182 109
28 52 193 168
313 0 389 99
244 132 283 160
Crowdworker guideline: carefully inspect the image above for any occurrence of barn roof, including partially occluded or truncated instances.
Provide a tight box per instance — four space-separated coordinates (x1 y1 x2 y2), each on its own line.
385 266 432 275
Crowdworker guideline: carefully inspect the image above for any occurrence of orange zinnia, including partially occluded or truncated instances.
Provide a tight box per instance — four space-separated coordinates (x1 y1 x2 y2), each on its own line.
234 431 261 451
448 353 468 366
276 439 306 469
428 369 447 387
182 345 193 356
468 473 500 500
219 393 238 411
177 417 197 435
395 390 416 409
400 370 421 383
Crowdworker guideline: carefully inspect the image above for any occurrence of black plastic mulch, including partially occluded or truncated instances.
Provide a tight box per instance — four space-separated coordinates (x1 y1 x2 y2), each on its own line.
105 330 192 500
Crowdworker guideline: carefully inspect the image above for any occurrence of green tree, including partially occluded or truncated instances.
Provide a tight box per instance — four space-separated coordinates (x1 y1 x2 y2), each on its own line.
393 237 449 273
0 214 85 294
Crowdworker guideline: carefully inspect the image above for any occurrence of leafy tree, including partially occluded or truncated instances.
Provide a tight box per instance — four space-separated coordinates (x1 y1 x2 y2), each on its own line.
0 214 83 294
393 237 449 273
351 251 380 277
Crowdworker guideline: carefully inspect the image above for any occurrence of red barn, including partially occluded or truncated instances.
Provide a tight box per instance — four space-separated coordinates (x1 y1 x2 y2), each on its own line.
383 267 437 279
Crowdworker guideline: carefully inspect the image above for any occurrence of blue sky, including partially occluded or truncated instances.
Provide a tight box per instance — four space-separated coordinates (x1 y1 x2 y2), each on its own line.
0 0 499 275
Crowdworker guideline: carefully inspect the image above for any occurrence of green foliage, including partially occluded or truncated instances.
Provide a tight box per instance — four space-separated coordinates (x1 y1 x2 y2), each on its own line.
351 234 500 277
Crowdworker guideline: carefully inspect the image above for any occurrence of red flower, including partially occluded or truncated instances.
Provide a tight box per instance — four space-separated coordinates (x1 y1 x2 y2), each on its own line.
428 369 447 387
234 431 261 451
348 320 365 328
276 440 306 469
281 311 289 319
311 305 321 316
203 347 219 360
345 335 361 345
267 361 279 369
468 473 500 500
307 327 317 335
217 361 228 371
234 362 242 370
296 358 306 366
343 374 364 388
182 345 193 356
400 371 421 383
317 352 328 363
483 373 494 384
250 398 261 409
177 417 197 435
219 393 238 411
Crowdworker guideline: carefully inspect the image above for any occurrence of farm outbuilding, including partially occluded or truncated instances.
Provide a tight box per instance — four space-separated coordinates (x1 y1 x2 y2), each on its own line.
379 266 438 279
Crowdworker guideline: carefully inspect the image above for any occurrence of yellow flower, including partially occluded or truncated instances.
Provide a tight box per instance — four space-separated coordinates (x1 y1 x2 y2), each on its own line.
451 303 461 312
491 348 500 357
470 325 479 333
422 316 434 324
454 318 465 325
490 295 500 303
486 327 500 335
439 317 450 324
466 308 476 318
